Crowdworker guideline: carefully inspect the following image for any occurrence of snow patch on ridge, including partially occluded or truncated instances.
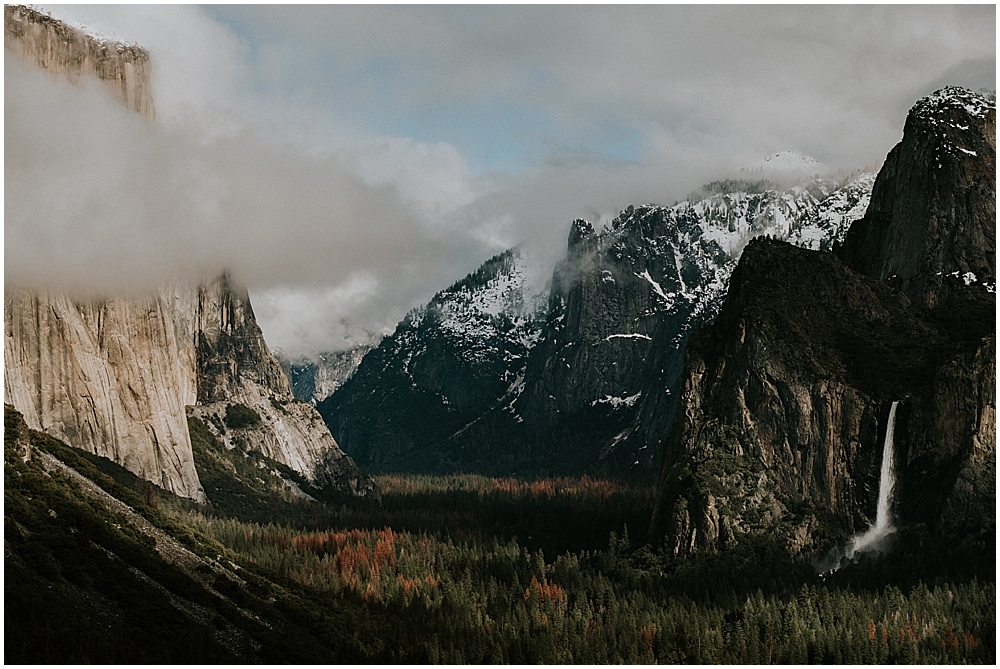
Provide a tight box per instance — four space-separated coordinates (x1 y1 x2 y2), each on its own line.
636 270 672 303
912 86 994 123
605 333 652 342
592 393 641 409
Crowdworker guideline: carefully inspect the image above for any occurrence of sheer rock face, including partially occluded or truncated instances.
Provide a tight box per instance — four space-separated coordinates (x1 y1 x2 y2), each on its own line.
651 88 995 556
195 275 295 406
4 278 379 503
651 241 994 555
895 330 995 542
4 6 376 503
4 4 155 120
5 286 204 499
518 217 675 442
836 87 996 307
190 276 378 500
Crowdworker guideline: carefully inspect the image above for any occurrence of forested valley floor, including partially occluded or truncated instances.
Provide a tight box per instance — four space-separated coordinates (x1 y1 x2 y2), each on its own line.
5 406 995 663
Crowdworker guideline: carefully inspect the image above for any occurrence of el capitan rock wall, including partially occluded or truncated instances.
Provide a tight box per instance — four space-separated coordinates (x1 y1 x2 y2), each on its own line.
5 4 155 120
4 5 376 502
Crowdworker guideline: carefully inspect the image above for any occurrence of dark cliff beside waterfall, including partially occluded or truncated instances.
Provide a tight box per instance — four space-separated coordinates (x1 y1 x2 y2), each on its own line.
649 87 995 560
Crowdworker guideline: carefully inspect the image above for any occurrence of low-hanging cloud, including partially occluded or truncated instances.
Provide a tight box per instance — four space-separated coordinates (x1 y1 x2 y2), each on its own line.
5 56 497 355
8 4 995 356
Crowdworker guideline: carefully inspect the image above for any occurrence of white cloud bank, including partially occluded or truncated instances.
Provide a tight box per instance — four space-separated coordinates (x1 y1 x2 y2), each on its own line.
7 4 995 355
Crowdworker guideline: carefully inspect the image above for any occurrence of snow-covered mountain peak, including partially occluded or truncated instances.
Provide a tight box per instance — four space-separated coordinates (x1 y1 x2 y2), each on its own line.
430 248 547 326
912 86 995 123
738 151 830 179
321 166 878 474
381 247 547 372
610 170 874 259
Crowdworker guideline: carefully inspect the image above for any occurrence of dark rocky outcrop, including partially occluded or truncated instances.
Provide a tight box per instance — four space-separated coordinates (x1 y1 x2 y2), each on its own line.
836 86 995 307
650 239 994 554
650 88 995 556
514 173 874 473
513 211 727 472
318 248 546 472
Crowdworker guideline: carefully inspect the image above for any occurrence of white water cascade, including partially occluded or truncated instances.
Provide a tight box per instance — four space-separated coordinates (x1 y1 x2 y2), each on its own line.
818 401 900 574
845 400 900 557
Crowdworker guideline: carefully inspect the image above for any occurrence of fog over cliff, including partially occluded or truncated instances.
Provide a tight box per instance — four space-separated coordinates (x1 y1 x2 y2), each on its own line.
6 56 475 354
6 4 995 356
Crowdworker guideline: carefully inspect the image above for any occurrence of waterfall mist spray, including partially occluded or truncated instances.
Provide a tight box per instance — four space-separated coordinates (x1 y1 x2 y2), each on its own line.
817 400 900 574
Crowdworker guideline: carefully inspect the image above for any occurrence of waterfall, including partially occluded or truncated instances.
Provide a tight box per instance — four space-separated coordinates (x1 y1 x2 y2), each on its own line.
817 401 900 574
845 400 899 557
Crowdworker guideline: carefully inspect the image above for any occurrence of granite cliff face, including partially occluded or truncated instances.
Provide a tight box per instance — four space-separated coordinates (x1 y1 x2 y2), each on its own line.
188 275 377 499
4 4 155 119
4 6 375 502
4 286 203 499
4 276 378 502
194 274 296 406
650 88 995 556
836 86 996 307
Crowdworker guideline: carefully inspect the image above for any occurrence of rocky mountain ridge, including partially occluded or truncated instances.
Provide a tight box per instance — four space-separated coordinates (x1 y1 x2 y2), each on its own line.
513 169 875 473
321 168 875 474
835 85 996 307
319 248 547 472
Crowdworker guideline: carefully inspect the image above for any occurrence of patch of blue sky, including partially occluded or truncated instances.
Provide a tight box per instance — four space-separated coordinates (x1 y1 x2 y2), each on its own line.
389 99 556 174
390 100 646 175
209 9 645 176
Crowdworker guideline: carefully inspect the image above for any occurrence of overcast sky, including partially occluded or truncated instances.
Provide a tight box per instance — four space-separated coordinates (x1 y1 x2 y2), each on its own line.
7 4 995 356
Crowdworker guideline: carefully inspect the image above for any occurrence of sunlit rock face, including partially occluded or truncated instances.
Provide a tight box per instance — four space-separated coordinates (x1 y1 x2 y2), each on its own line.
4 4 155 120
650 88 995 556
3 5 377 503
189 275 378 501
3 277 380 503
4 286 204 499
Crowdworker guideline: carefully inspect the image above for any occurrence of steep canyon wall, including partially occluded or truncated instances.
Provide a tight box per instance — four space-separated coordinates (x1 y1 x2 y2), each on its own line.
5 286 204 499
